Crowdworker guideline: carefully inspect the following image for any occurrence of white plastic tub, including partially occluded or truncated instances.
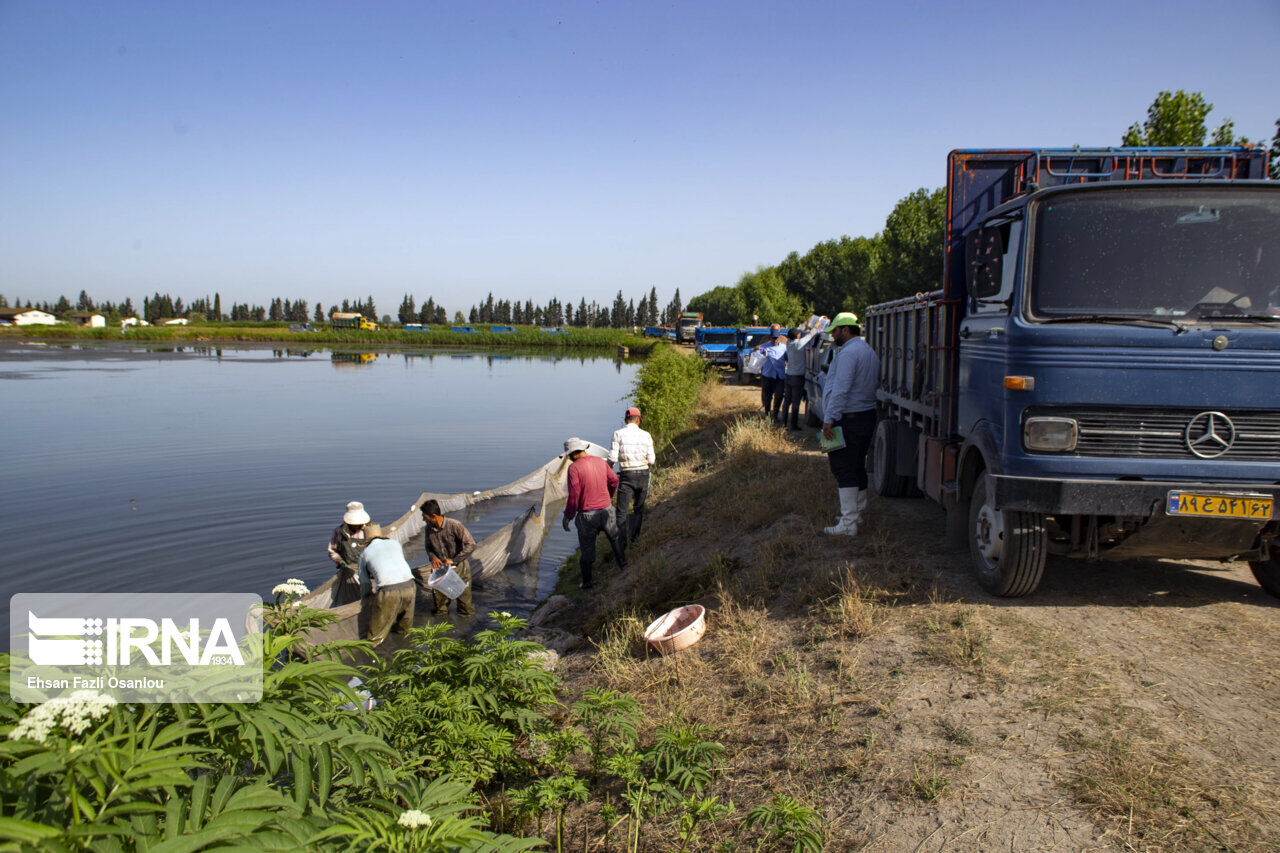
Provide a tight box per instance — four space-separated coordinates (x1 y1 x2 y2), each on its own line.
643 605 706 655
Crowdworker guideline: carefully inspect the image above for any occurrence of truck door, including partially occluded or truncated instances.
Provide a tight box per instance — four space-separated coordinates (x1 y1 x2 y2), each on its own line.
957 218 1023 445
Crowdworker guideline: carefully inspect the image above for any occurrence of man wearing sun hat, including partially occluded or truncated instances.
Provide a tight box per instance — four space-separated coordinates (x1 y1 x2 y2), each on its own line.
561 437 627 589
820 312 879 536
609 406 656 544
356 523 416 647
327 501 372 602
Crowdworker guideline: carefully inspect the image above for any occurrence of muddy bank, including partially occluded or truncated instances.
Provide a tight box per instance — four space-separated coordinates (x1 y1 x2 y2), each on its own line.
531 379 1280 851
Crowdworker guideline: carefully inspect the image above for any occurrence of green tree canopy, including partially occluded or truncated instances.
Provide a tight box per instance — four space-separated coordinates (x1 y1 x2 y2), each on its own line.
1122 90 1241 146
686 285 745 325
867 187 945 305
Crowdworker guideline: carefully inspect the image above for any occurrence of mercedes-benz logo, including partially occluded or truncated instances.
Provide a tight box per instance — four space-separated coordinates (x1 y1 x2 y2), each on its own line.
1185 411 1235 459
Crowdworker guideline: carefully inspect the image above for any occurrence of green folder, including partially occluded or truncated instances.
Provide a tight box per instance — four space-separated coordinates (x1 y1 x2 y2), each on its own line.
818 425 846 453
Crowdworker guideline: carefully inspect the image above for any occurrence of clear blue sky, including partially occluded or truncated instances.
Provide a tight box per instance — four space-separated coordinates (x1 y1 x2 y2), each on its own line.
2 0 1277 316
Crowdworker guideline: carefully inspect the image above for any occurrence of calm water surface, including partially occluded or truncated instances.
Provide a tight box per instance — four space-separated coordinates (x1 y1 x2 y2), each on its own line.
0 341 638 639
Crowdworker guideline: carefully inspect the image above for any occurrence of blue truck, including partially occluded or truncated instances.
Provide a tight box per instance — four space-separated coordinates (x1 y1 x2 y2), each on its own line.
695 327 739 366
864 147 1279 598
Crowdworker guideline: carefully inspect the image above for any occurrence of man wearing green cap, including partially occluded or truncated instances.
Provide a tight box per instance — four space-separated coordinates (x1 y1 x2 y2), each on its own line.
820 312 879 536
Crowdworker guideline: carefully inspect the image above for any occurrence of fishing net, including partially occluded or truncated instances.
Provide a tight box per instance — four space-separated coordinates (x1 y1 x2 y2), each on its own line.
290 442 610 644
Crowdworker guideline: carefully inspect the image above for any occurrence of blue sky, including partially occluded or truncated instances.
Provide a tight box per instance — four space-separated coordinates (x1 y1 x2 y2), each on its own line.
1 0 1277 316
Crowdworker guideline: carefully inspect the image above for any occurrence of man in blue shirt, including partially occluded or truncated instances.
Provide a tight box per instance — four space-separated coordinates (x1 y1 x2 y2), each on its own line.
756 332 788 423
821 313 880 536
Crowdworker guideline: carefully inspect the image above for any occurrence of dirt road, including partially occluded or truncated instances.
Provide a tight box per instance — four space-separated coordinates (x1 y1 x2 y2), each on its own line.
542 378 1279 851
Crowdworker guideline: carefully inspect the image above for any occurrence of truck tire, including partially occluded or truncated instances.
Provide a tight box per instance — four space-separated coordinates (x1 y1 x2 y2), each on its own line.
968 471 1046 597
872 418 913 498
805 405 820 428
1248 554 1280 597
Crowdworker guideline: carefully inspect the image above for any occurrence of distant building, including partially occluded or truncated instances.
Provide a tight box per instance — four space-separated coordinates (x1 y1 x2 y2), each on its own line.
65 311 106 328
0 307 58 326
120 317 148 329
154 317 189 326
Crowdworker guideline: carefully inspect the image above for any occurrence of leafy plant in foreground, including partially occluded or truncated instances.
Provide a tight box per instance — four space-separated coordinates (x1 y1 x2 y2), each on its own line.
742 792 824 853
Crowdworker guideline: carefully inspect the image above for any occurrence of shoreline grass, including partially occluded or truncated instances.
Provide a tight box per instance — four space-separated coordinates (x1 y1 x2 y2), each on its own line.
0 323 656 353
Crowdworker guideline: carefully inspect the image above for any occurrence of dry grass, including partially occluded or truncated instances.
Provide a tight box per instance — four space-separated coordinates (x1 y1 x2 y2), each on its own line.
542 376 1280 851
1062 715 1265 852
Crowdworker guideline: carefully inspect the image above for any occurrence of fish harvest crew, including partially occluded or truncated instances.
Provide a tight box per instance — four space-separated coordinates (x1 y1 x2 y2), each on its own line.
415 499 478 617
561 436 627 589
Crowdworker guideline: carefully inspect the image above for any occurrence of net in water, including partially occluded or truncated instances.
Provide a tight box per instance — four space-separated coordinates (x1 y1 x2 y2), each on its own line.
288 442 610 643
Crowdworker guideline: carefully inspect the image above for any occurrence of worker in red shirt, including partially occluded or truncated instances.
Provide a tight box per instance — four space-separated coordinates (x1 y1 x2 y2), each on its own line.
561 437 627 589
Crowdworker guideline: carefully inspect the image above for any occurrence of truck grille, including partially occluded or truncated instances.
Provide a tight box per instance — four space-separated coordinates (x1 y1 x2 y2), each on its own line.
1034 408 1280 462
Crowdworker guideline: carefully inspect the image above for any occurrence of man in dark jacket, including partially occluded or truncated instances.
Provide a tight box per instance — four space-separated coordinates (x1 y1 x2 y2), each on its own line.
416 499 477 616
561 437 627 589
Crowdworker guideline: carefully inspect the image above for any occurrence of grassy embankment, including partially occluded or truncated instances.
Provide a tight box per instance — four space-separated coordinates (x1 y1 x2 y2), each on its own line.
4 345 1272 851
536 357 1278 850
0 323 655 353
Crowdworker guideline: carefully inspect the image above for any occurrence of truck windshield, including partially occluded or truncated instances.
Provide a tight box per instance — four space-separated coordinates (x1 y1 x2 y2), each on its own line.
1030 187 1280 321
742 333 770 347
701 332 735 344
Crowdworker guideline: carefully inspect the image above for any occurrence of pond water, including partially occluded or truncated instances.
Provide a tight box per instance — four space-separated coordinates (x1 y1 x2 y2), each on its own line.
0 341 639 640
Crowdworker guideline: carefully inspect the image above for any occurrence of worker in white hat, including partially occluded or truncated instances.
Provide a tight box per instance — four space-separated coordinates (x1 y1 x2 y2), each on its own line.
327 501 373 600
820 312 879 536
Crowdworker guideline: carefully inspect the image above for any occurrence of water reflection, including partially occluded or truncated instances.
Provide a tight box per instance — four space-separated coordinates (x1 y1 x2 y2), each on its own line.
0 341 638 637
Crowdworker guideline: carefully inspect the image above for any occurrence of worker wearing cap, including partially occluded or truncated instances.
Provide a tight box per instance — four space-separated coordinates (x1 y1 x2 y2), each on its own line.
356 524 416 647
561 437 627 589
783 325 821 430
609 406 656 543
755 332 789 423
820 312 880 536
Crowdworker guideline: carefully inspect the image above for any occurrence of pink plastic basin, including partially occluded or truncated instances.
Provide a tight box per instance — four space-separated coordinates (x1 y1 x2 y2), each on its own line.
643 604 706 655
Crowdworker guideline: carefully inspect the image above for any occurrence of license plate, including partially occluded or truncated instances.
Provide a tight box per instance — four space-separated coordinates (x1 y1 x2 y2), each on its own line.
1166 492 1274 520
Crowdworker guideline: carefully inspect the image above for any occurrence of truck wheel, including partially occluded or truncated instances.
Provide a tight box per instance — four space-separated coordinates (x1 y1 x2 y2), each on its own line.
968 471 1046 597
872 419 912 498
805 405 820 428
1248 554 1280 597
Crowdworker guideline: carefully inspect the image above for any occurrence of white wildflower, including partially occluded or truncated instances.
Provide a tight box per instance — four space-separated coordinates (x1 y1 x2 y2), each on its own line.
499 611 512 619
272 579 309 597
397 809 433 829
9 691 117 745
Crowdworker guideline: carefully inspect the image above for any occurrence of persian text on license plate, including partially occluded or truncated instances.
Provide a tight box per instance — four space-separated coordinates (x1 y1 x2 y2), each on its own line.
1166 492 1274 520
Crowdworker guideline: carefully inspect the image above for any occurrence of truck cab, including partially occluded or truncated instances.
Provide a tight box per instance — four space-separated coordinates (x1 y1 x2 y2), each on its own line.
695 327 739 366
676 312 703 344
865 148 1280 598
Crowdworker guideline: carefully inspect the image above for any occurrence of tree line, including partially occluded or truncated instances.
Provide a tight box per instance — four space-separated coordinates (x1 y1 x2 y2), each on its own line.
687 91 1280 328
455 288 685 329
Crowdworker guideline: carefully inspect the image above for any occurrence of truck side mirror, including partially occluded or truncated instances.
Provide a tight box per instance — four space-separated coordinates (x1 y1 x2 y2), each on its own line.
967 226 1004 299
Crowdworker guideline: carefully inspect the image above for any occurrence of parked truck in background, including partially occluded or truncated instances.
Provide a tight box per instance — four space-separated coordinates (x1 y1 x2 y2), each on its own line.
695 327 740 366
676 312 703 344
864 147 1279 598
330 312 378 331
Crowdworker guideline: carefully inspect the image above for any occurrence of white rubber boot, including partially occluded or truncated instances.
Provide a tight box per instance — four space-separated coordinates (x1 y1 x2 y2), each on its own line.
853 488 868 524
824 487 860 536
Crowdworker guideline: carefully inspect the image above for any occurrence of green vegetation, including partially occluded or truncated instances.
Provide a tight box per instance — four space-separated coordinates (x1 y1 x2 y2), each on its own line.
629 345 710 451
1122 89 1250 147
0 323 655 352
687 187 945 323
0 598 741 851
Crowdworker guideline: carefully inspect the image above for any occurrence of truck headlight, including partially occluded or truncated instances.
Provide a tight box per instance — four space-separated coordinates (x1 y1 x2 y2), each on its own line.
1024 417 1078 452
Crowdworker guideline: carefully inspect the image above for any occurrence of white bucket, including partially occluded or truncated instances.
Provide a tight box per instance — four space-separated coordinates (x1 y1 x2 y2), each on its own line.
427 565 466 600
